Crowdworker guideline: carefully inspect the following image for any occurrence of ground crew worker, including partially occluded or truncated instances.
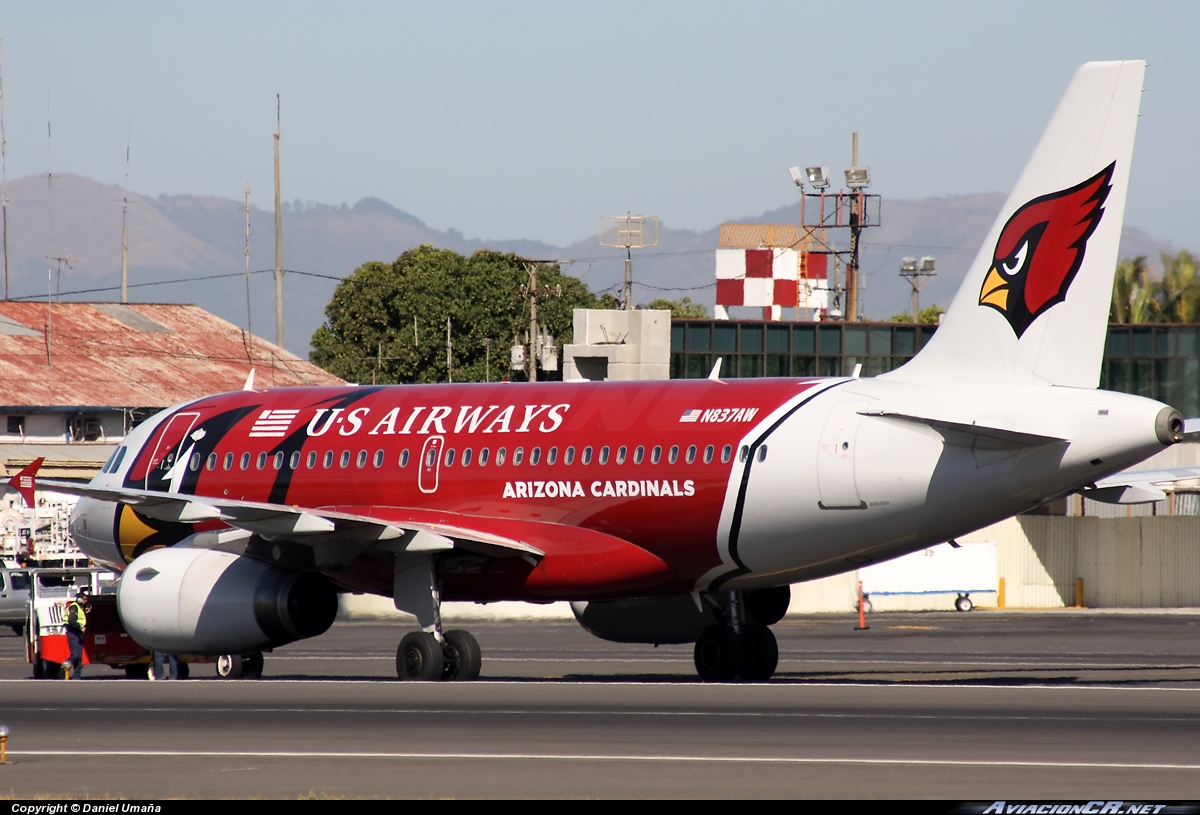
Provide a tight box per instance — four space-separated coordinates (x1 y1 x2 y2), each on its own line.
63 586 90 680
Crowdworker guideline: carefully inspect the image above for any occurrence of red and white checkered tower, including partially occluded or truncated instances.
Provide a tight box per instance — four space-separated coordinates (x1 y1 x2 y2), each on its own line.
714 224 829 321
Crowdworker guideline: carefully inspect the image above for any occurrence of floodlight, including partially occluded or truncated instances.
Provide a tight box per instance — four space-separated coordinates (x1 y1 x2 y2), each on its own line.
844 166 871 190
900 257 917 274
788 166 804 188
919 256 936 273
805 166 830 190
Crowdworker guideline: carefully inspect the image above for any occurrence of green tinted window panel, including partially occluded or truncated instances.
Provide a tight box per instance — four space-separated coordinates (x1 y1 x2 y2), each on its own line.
714 324 737 353
1182 358 1200 418
793 325 815 354
1174 327 1199 357
671 354 685 378
1108 328 1130 357
844 326 867 355
866 356 887 376
1133 358 1153 398
688 324 712 352
765 355 788 377
1154 328 1170 358
869 327 892 356
819 358 841 377
818 326 842 355
894 327 915 355
1131 327 1152 358
766 325 789 353
792 356 816 377
739 355 762 378
1155 359 1173 404
740 325 764 353
686 354 711 379
671 324 685 352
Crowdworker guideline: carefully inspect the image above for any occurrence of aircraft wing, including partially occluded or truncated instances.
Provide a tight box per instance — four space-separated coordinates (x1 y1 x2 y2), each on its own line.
38 478 673 593
38 478 542 557
1082 466 1200 505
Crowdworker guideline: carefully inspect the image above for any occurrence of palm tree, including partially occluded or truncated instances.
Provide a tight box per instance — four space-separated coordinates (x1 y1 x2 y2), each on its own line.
1157 250 1200 323
1111 256 1158 323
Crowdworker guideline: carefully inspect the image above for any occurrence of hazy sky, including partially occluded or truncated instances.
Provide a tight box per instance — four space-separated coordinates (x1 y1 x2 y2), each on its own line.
3 1 1198 250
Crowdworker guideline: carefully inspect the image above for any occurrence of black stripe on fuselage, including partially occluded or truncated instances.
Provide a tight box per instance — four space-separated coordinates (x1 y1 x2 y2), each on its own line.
710 379 851 591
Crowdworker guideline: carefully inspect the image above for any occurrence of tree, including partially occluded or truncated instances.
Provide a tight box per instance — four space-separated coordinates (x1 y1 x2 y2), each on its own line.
1110 251 1200 324
644 296 709 318
310 246 609 383
1110 256 1157 323
888 304 945 324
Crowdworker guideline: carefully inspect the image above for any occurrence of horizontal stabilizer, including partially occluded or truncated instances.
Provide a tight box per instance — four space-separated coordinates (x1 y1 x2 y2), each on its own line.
863 410 1067 448
1082 484 1167 505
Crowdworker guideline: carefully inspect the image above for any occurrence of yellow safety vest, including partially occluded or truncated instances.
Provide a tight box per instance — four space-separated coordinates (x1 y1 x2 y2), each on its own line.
66 600 87 632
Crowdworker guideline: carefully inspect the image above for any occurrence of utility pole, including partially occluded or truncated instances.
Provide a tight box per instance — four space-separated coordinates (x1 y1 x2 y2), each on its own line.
274 94 284 348
0 34 8 301
244 184 254 361
527 262 538 382
120 115 131 303
900 256 936 321
846 133 861 323
446 316 453 384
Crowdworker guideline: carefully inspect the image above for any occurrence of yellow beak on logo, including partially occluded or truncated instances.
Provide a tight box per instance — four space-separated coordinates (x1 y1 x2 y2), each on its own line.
979 266 1009 310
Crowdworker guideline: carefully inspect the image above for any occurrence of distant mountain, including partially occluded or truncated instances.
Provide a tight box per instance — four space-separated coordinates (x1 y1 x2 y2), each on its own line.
2 174 1179 357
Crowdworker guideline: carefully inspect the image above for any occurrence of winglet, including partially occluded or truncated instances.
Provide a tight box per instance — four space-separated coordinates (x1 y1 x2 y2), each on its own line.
708 357 723 381
243 368 257 391
8 457 44 508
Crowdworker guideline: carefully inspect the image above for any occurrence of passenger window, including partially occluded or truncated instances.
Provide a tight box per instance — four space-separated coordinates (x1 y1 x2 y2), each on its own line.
206 453 217 471
254 452 266 470
582 446 593 465
668 446 679 464
616 446 627 465
704 445 714 464
273 452 285 470
374 450 385 468
547 447 558 465
496 447 507 466
357 449 368 468
599 446 610 465
686 445 697 464
340 450 351 468
757 445 768 462
223 452 234 471
530 447 541 466
651 446 662 464
307 450 318 469
399 449 410 468
425 447 437 468
189 452 201 472
722 445 733 464
445 448 456 467
240 452 251 471
513 447 524 466
565 446 575 465
323 450 334 469
479 448 490 466
634 446 644 464
289 451 301 469
462 448 473 467
739 446 749 463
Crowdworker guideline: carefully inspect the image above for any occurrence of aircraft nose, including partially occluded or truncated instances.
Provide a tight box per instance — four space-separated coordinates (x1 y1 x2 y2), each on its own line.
70 497 123 567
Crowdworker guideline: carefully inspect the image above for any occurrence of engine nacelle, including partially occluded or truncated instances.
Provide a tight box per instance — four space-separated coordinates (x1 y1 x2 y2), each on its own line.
117 546 338 654
571 585 791 644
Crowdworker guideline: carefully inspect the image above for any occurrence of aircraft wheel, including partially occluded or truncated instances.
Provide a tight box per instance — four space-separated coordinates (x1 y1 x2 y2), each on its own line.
37 659 60 680
693 625 742 682
955 595 974 612
243 651 264 679
442 630 482 681
397 632 445 681
737 623 779 682
216 654 244 679
32 658 45 679
125 663 150 679
176 662 190 680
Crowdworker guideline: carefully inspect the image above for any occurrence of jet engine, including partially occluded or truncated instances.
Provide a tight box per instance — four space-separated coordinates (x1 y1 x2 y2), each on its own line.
571 586 790 644
117 545 338 654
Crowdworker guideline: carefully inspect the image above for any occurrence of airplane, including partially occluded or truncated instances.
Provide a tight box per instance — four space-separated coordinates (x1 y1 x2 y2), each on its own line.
27 59 1185 682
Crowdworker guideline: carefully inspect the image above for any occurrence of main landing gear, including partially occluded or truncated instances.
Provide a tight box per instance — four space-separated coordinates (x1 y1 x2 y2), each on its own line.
693 587 788 682
392 553 482 681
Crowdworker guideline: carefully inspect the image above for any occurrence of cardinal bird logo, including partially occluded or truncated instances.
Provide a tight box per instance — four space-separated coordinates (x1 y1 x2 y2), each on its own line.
978 162 1115 337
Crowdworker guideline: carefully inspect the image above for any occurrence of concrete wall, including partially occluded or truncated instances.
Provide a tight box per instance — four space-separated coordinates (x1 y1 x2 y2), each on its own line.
562 309 670 382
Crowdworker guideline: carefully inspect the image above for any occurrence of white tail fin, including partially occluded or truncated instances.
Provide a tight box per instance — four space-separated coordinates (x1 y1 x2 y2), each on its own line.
887 60 1145 388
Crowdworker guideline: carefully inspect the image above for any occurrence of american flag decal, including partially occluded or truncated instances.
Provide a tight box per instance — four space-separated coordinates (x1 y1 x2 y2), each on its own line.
679 409 702 423
249 409 300 438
